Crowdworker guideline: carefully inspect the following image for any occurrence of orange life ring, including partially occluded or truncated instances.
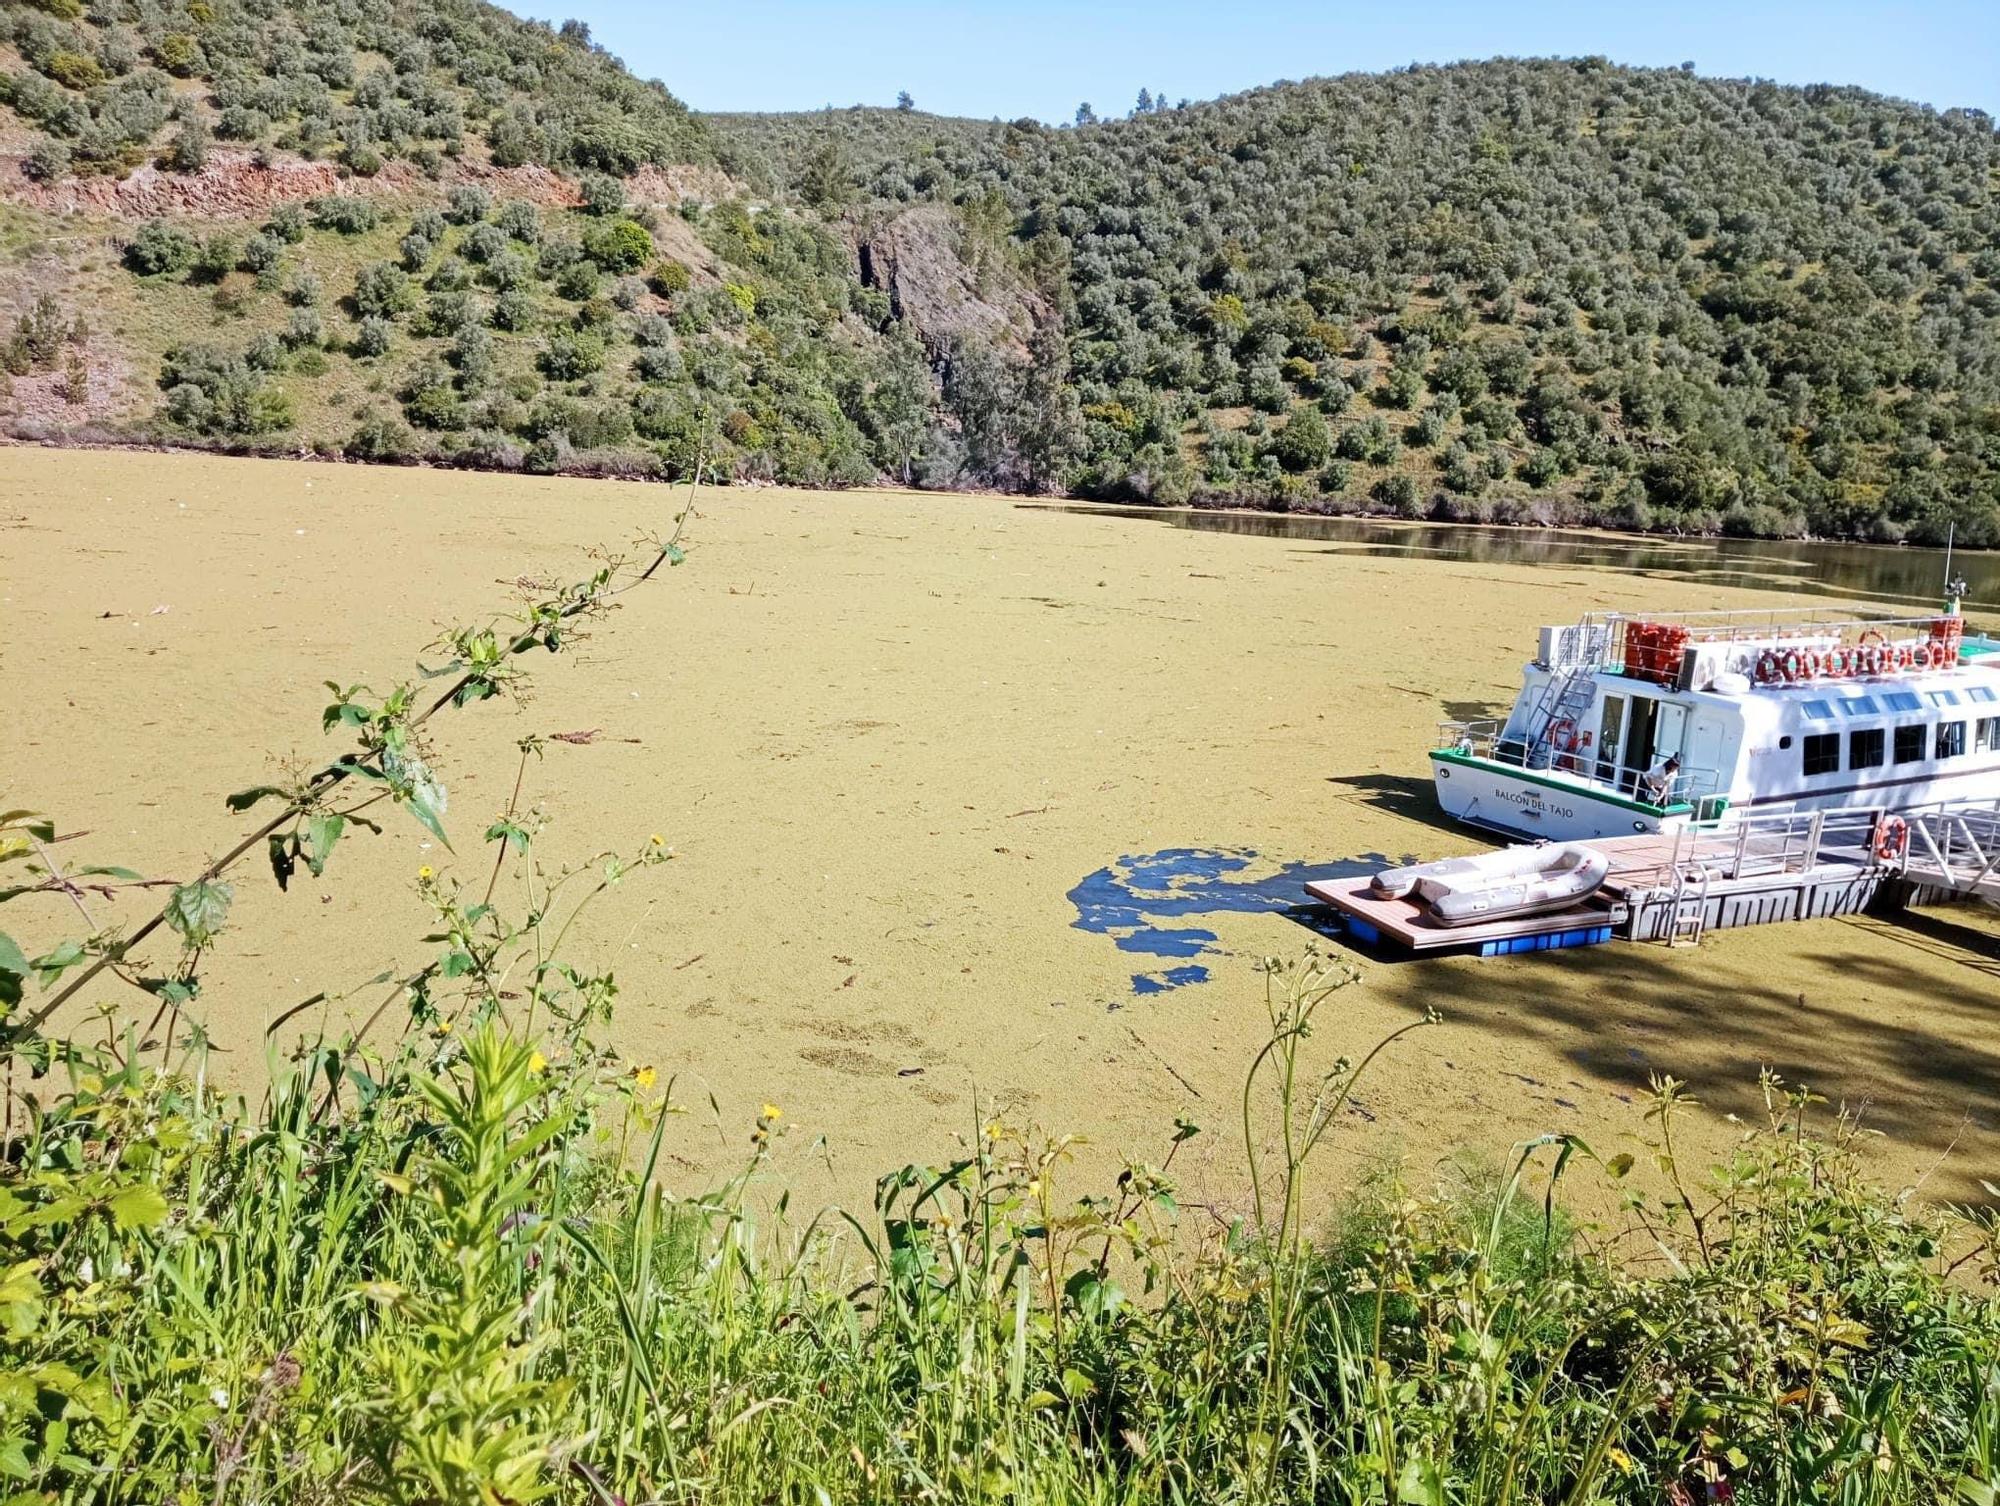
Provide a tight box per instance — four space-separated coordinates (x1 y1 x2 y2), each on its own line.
1893 644 1914 672
1823 647 1850 678
1911 643 1937 672
1779 648 1805 682
1873 815 1909 864
1755 649 1783 684
1855 644 1884 676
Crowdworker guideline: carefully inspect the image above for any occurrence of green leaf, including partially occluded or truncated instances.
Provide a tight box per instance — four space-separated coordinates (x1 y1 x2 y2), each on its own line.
225 785 288 813
69 865 143 881
1395 1456 1444 1506
484 819 529 853
0 811 56 842
1064 1270 1125 1320
165 880 233 948
1955 1473 1998 1506
666 543 685 566
267 834 294 892
105 1182 168 1232
0 930 27 1008
31 939 84 990
441 950 476 979
383 749 451 850
1605 1152 1635 1179
305 813 345 878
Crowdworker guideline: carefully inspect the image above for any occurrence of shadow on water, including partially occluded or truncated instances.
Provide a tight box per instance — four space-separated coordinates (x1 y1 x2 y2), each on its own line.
1067 847 1408 994
1325 772 1469 837
1341 905 2000 1204
1032 505 2000 619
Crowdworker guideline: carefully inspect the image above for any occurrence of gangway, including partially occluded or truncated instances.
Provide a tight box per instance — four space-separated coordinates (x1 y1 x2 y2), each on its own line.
1897 800 2000 903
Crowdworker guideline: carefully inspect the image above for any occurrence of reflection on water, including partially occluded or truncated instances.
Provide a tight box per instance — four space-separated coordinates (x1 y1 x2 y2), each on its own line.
1037 505 2000 621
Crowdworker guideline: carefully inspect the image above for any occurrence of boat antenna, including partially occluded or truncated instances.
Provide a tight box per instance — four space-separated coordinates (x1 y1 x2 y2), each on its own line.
1943 521 1966 616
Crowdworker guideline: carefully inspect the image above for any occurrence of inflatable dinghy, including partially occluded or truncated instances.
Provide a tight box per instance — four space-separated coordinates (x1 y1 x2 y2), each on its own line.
1370 842 1610 928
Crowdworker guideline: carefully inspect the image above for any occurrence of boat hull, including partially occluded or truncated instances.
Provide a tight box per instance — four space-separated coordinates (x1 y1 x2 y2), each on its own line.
1429 750 1690 842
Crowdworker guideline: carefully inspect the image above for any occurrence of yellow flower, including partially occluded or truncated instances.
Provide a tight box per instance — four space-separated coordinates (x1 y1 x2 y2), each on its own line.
435 1017 453 1036
632 1064 657 1090
648 833 664 847
417 864 434 881
1026 1178 1042 1198
527 1049 547 1076
983 1120 1003 1142
760 1102 783 1122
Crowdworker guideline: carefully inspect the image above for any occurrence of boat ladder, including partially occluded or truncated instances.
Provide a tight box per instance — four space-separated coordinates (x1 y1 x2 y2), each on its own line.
1527 668 1599 764
1665 863 1713 947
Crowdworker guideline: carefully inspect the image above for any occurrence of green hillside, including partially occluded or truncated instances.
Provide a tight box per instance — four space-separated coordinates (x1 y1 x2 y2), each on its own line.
728 64 2000 543
2 9 1998 541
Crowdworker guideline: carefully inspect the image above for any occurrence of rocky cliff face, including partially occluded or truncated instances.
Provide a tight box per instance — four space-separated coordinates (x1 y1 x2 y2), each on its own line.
850 205 1047 357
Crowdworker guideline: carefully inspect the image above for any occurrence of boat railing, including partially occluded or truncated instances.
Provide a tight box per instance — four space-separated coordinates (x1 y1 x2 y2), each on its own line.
1540 608 1969 675
1435 720 1722 812
1663 796 2000 882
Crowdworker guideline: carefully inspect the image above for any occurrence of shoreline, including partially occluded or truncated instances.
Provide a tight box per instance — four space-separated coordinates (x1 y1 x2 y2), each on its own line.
4 428 1991 559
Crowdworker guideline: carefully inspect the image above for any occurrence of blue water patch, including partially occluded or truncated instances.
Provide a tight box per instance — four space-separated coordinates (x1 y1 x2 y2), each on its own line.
1069 847 1393 994
1132 965 1211 995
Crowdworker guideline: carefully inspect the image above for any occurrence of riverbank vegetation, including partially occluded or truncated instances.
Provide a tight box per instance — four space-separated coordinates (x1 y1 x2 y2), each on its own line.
3 6 1996 543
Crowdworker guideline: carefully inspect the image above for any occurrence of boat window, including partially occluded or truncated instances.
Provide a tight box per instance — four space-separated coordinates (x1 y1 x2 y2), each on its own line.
1978 716 2000 754
1837 695 1878 717
1848 728 1885 769
1893 725 1927 764
1927 690 1960 708
1882 691 1923 713
1802 732 1841 777
1970 685 1998 705
1801 699 1835 721
1936 720 1967 759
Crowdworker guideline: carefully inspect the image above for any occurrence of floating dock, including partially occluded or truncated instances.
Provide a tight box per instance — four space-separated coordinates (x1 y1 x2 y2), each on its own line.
1308 801 2000 957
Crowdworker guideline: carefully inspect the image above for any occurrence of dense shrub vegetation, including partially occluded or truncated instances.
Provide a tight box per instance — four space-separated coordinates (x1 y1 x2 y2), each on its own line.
721 63 2000 541
0 0 706 178
4 7 1998 539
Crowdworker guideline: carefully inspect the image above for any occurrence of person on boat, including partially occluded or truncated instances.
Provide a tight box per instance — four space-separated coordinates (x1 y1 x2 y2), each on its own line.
1639 753 1681 804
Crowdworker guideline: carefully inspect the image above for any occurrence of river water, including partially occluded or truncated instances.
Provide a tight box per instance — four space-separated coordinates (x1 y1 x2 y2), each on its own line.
1042 506 2000 622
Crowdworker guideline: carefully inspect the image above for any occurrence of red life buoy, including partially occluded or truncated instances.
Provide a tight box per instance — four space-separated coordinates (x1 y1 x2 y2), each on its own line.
1823 647 1850 678
1874 815 1909 864
1856 644 1884 676
1755 649 1783 684
1894 644 1914 672
1911 643 1937 672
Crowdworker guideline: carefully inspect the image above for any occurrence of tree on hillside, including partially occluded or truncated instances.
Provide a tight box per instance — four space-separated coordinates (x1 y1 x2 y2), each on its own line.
1074 102 1096 126
1017 325 1085 494
896 91 915 113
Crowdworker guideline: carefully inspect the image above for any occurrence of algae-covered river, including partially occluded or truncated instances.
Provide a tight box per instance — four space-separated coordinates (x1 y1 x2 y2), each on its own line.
4 448 1997 1210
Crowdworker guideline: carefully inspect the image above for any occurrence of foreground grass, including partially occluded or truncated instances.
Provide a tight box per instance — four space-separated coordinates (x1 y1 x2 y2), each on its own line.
3 948 1998 1504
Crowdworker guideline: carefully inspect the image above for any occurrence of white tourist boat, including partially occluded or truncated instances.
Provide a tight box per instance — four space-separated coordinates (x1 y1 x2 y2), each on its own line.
1432 595 2000 842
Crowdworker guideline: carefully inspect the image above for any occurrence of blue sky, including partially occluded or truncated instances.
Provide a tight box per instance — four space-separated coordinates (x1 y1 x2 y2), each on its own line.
563 1 1999 120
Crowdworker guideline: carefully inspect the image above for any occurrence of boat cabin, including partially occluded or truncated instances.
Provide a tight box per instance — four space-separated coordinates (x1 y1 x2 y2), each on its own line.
1433 607 2000 841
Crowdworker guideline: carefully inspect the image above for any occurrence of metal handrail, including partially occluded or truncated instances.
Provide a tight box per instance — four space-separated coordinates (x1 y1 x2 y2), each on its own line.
1435 720 1720 809
1543 609 1967 675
